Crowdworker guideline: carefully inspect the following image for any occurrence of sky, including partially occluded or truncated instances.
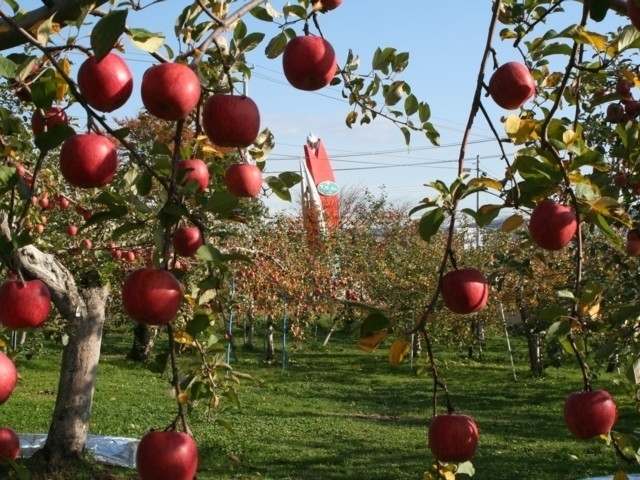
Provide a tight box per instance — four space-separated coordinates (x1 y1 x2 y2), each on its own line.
47 1 631 213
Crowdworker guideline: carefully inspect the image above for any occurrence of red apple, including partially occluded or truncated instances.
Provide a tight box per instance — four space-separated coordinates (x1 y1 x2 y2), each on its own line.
177 159 209 193
614 172 629 188
626 228 640 256
172 226 204 257
122 268 182 326
225 163 263 198
488 61 536 110
606 103 626 123
77 53 133 112
136 430 198 480
282 35 337 91
629 0 640 32
441 268 489 315
428 413 479 463
57 196 70 209
528 199 578 251
0 353 17 404
31 107 68 136
0 427 20 460
564 390 617 439
59 133 118 188
315 0 342 11
201 94 260 148
141 63 201 121
67 225 78 236
0 279 51 329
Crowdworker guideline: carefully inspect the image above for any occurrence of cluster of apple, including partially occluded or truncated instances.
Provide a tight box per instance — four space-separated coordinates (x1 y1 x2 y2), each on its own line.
604 79 640 124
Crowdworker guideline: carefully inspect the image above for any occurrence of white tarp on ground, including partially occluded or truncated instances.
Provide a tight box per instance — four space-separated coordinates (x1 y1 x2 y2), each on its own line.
581 477 640 480
18 434 138 469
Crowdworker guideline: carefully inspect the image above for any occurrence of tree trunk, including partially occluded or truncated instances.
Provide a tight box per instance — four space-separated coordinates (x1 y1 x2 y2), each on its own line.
1 226 109 468
244 302 255 350
265 318 274 361
127 323 158 362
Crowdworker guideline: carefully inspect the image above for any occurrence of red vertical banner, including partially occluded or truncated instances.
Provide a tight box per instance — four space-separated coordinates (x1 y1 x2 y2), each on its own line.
303 138 340 228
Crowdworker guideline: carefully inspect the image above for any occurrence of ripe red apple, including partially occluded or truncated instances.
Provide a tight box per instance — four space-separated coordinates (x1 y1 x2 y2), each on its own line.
488 61 536 110
59 133 118 188
428 413 479 463
564 390 617 439
441 268 489 315
57 196 70 209
614 172 629 188
201 94 260 148
177 159 209 193
629 0 640 31
67 225 78 236
0 279 51 329
225 163 263 198
136 430 198 480
282 35 337 91
626 228 640 256
0 427 20 460
141 63 201 121
172 226 204 257
0 352 17 404
122 268 182 326
528 199 578 251
313 0 342 11
31 106 68 136
77 53 133 112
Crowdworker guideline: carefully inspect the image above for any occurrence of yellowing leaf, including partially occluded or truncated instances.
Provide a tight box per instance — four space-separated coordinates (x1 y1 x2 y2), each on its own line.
173 330 194 345
576 26 607 52
388 339 411 366
55 58 70 100
0 338 5 348
501 213 524 233
184 294 196 308
356 332 388 353
613 469 629 480
504 115 539 144
468 177 503 191
562 129 579 147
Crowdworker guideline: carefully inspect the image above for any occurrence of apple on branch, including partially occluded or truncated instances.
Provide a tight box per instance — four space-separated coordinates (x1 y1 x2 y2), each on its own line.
77 53 133 113
0 352 17 404
428 413 479 463
528 199 578 251
0 427 20 461
564 389 617 439
136 430 198 480
202 94 261 148
441 267 489 315
59 133 118 189
177 159 210 193
172 226 204 258
225 163 263 198
0 279 51 329
282 35 337 91
31 106 68 136
488 61 536 110
141 63 201 121
122 268 182 326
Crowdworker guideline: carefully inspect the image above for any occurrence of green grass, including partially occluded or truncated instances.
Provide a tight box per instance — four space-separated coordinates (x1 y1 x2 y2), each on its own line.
1 327 639 480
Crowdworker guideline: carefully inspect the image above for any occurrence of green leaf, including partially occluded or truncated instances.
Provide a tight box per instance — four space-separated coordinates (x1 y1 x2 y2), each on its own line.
283 4 307 19
278 171 302 188
250 6 274 22
265 175 292 201
186 311 212 338
91 9 127 61
418 207 445 242
196 245 223 263
361 312 389 336
404 93 418 116
111 222 145 240
34 124 75 152
264 32 288 59
237 32 265 53
205 191 239 214
30 77 58 110
371 47 396 72
462 204 501 227
0 55 18 78
546 320 571 341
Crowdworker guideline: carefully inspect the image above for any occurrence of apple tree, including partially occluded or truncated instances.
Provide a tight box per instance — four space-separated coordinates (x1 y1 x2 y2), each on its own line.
0 0 441 476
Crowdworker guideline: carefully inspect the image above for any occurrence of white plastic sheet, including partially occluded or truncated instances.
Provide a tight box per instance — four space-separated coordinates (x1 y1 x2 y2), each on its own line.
18 433 138 469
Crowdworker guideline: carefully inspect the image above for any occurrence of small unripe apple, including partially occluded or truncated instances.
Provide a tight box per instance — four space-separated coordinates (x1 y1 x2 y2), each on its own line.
282 36 337 91
528 200 578 251
441 268 489 315
77 53 133 112
488 61 536 110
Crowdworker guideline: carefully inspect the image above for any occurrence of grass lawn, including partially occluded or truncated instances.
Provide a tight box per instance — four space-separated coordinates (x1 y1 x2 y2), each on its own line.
1 325 639 480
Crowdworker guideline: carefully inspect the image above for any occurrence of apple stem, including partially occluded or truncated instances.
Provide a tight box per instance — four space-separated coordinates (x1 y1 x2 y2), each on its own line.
166 323 190 434
567 332 591 391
